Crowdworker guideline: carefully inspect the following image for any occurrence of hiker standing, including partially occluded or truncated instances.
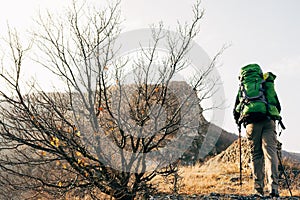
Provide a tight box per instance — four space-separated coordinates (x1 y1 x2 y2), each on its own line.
233 64 282 197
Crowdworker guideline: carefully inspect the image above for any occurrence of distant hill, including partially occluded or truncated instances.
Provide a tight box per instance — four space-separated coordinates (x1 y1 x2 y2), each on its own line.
212 128 300 164
181 108 300 165
282 150 300 163
191 119 300 163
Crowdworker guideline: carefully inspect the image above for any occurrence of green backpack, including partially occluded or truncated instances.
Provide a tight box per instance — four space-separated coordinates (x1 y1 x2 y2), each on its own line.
235 64 281 124
263 72 281 120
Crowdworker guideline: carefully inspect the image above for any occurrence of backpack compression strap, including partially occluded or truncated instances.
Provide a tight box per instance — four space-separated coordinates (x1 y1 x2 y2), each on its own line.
239 81 267 104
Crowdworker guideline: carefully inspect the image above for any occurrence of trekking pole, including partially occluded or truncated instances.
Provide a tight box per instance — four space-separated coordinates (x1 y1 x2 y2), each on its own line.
277 142 293 197
278 155 293 197
238 125 242 187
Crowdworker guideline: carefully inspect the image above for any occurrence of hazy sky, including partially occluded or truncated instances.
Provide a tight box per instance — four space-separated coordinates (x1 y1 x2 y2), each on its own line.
0 0 299 153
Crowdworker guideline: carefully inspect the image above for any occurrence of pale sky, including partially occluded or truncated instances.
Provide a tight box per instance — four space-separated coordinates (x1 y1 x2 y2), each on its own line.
0 0 299 153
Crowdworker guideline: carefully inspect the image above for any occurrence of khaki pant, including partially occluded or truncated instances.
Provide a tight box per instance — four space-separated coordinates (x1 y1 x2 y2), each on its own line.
246 118 279 193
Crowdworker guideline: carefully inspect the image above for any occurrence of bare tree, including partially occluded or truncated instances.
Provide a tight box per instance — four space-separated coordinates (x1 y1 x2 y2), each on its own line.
0 1 221 199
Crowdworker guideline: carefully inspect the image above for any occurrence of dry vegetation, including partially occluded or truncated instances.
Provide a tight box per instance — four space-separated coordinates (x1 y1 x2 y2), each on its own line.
151 160 300 198
14 149 300 199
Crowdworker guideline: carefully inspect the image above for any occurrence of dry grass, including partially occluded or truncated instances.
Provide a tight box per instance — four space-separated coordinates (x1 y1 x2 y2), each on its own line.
21 160 300 199
151 162 300 197
152 162 253 195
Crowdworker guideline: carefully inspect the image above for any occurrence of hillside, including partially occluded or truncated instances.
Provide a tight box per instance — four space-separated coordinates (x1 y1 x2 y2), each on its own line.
150 113 300 199
282 150 300 163
196 123 300 164
151 137 300 198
